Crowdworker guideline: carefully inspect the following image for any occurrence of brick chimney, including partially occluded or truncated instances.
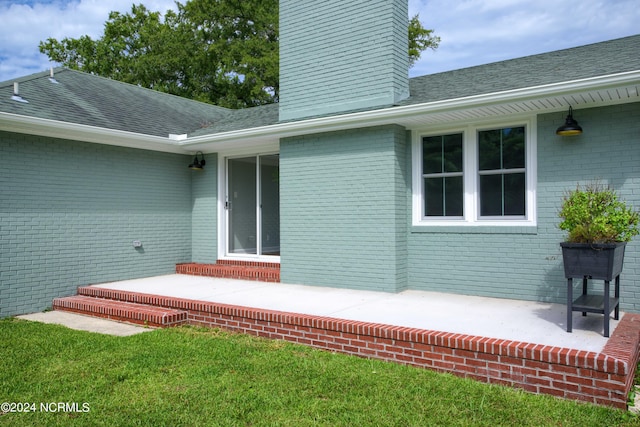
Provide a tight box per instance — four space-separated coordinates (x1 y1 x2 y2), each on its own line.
279 0 409 121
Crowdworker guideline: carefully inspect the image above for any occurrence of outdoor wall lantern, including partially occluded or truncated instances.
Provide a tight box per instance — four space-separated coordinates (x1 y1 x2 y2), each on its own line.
556 106 583 136
188 151 206 170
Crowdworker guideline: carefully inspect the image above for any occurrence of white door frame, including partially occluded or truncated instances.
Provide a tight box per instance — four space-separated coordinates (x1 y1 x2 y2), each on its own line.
217 146 280 263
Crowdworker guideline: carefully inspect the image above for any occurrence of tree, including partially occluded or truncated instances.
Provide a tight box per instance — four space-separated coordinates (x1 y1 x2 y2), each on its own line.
409 14 440 67
40 1 439 108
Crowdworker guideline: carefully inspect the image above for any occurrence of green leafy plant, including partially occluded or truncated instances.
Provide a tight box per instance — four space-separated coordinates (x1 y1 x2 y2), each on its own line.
558 183 640 243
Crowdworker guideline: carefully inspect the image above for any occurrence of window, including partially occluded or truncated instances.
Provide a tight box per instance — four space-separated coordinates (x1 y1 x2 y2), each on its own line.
422 133 464 217
413 120 536 226
478 127 526 217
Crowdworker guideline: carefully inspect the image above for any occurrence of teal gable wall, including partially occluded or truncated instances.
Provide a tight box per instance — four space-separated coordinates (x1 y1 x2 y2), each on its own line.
279 0 409 121
407 102 640 312
191 154 218 263
278 102 640 312
280 125 408 292
0 132 193 317
2 103 639 316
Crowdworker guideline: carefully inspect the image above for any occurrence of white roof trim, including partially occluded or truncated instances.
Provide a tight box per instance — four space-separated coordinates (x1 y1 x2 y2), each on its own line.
1 70 639 154
0 112 186 153
181 70 640 151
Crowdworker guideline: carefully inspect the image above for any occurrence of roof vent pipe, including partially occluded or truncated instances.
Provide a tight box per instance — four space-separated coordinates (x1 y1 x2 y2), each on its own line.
49 67 59 84
11 82 28 103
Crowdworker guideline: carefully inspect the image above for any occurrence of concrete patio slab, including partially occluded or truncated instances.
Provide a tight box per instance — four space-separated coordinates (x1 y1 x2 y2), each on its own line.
92 274 618 352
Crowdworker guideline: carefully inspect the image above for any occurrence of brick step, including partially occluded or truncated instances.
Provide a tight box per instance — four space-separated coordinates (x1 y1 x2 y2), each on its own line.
53 295 188 327
77 286 181 308
176 262 280 282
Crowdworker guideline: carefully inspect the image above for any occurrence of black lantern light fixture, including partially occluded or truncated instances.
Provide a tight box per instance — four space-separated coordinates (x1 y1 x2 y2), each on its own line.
188 151 206 170
556 106 583 136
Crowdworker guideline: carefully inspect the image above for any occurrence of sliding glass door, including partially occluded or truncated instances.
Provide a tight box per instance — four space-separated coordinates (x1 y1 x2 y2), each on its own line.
227 154 280 257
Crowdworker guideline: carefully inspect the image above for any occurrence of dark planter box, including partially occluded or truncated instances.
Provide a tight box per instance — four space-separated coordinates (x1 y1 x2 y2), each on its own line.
560 242 626 281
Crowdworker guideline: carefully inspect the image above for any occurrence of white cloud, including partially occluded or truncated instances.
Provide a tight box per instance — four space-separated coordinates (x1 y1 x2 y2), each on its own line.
1 0 639 82
0 0 177 81
409 0 640 76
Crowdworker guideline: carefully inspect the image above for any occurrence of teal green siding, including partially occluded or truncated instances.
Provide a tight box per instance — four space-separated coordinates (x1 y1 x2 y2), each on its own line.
4 103 639 316
280 125 408 292
279 0 409 121
407 102 640 312
0 132 193 316
191 154 218 263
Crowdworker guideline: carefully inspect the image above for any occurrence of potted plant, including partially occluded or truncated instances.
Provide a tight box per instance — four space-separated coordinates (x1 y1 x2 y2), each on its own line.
558 182 639 281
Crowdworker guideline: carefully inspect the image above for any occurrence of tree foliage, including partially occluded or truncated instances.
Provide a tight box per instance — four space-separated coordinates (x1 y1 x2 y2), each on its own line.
40 1 439 109
409 14 440 67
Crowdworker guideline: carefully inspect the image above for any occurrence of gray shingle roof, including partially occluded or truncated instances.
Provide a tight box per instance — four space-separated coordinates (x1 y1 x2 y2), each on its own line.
0 68 230 137
189 103 279 137
1 35 638 139
401 34 640 106
192 34 640 137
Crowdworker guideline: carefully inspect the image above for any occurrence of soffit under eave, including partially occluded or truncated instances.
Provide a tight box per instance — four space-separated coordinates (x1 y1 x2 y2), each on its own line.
163 80 640 153
394 83 640 129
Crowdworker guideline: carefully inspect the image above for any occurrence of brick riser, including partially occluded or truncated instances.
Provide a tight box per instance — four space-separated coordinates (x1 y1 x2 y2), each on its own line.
59 285 640 409
53 295 187 328
176 262 280 282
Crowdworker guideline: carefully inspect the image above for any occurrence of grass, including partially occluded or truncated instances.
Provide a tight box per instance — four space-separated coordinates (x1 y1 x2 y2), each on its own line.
1 318 638 426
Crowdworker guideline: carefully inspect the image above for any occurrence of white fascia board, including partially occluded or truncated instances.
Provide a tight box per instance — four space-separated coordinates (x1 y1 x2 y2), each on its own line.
2 70 637 154
181 70 640 150
0 112 186 154
412 69 640 113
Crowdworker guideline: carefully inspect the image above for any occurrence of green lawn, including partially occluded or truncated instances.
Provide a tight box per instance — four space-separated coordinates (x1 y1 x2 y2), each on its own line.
1 318 638 426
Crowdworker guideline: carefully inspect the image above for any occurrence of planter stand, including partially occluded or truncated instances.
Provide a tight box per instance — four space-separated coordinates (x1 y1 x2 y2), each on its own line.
566 275 619 337
561 242 626 338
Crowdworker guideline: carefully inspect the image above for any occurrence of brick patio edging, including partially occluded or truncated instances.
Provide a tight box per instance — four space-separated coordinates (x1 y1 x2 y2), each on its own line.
78 286 640 408
176 262 280 282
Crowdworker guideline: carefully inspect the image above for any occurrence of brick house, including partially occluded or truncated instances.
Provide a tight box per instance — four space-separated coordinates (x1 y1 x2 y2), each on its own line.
1 0 640 319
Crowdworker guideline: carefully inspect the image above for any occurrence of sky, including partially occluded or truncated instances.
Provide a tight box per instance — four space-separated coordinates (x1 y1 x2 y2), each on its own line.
0 0 639 83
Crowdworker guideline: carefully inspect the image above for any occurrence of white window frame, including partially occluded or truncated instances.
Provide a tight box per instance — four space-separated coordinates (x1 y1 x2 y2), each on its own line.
412 117 537 227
